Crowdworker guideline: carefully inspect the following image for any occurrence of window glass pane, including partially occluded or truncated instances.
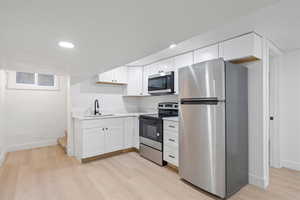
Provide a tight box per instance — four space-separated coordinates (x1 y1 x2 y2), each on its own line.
37 74 55 86
16 72 35 84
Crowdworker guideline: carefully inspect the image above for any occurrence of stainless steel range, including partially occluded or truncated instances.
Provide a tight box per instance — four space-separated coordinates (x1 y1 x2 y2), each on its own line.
139 102 178 165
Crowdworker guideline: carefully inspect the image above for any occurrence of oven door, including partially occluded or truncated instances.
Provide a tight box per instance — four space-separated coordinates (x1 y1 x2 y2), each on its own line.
139 116 163 151
148 72 174 94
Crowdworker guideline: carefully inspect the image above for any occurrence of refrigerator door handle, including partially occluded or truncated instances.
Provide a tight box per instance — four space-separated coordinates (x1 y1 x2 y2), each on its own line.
180 98 222 105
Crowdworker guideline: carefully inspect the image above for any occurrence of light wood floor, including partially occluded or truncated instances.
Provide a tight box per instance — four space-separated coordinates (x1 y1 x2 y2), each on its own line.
0 145 299 200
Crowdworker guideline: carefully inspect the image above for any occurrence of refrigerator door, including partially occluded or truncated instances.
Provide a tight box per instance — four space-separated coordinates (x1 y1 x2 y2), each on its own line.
179 100 226 198
178 58 225 100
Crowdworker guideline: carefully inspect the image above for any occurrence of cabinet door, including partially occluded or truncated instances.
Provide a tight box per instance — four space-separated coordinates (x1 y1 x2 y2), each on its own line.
124 117 134 149
114 66 128 84
133 117 139 149
105 118 124 152
174 52 193 94
156 58 175 73
82 128 105 158
219 33 262 62
98 71 113 83
126 67 143 96
194 44 219 64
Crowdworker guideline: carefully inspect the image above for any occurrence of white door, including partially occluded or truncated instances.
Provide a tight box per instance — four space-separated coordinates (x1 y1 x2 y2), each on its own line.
194 44 219 64
127 67 143 96
82 128 105 158
105 119 124 152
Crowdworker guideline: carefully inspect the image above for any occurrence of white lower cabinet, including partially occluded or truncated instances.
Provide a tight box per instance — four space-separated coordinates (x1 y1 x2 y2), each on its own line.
74 117 139 160
163 120 179 166
124 117 139 149
105 118 124 152
82 128 106 158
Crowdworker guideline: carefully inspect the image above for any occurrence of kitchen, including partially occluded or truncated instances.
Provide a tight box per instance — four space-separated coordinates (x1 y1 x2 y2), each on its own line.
1 1 300 200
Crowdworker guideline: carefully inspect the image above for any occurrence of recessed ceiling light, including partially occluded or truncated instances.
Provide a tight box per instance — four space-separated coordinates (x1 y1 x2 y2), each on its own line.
58 41 75 49
169 43 177 49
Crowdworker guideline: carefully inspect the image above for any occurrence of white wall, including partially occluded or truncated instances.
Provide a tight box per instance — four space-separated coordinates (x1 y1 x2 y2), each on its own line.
71 75 179 115
138 95 178 112
0 70 6 165
71 75 140 115
279 50 300 171
3 73 68 152
245 61 266 186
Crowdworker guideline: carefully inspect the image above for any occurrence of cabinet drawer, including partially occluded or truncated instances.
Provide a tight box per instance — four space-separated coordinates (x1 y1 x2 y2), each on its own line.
164 131 178 147
82 118 123 129
164 145 178 166
82 119 105 129
164 120 178 132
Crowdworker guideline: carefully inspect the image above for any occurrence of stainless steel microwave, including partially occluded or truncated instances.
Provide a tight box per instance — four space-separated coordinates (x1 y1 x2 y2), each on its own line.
148 71 175 95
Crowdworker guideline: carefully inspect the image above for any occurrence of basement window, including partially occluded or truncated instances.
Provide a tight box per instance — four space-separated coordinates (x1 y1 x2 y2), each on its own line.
7 71 60 90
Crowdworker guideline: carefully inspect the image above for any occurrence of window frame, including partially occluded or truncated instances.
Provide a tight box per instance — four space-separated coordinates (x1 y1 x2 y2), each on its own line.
7 71 60 90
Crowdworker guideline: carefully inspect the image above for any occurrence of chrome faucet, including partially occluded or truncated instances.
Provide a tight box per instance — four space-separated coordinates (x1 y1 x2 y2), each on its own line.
94 99 100 115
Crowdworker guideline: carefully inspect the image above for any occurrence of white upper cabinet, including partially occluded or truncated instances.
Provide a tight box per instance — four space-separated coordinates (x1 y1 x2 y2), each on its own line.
174 52 193 69
219 33 262 62
147 58 175 76
156 58 175 73
98 66 128 84
142 64 153 96
125 66 143 96
113 66 128 84
174 52 193 94
194 44 219 64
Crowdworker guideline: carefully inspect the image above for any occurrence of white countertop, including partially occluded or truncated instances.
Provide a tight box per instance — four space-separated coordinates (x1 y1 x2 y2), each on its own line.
72 112 157 120
163 117 179 122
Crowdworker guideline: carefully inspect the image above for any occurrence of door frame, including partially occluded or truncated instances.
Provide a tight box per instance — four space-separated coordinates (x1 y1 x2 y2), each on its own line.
268 42 283 168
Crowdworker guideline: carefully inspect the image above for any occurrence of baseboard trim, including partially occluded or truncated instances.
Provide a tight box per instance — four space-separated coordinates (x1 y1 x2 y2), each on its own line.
6 139 58 152
0 150 7 167
282 160 300 171
249 173 268 189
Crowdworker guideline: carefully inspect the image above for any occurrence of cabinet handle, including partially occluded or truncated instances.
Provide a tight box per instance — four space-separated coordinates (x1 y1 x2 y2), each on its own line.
168 155 175 159
168 139 175 142
168 125 175 128
156 133 160 137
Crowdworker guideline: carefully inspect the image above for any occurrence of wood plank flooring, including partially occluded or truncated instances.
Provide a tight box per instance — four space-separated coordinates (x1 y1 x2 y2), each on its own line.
0 145 299 200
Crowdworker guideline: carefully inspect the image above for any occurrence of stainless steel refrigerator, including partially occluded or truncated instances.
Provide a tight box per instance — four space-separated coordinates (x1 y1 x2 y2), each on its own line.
178 58 248 198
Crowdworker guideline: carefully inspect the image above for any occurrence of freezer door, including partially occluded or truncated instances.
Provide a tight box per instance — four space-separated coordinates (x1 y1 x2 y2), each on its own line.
178 58 225 100
179 101 226 198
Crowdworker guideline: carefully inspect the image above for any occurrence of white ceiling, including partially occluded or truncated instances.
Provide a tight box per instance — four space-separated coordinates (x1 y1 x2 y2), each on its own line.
128 0 300 66
0 0 279 83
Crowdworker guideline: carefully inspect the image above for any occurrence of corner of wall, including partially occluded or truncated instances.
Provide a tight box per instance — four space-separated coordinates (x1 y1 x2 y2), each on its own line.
249 174 269 189
0 148 7 167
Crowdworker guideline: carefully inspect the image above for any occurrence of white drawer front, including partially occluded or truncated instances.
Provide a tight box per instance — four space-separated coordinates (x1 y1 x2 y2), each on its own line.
82 118 124 129
164 120 178 132
164 145 178 166
82 119 105 129
164 131 178 147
